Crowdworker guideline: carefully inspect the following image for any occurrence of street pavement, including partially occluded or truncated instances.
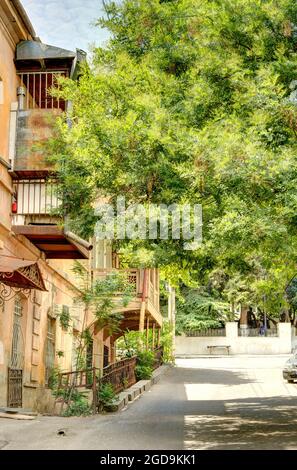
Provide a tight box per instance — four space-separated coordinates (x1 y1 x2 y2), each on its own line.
1 355 297 450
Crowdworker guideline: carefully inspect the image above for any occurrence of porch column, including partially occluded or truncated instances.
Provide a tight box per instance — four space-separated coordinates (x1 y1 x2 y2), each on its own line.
157 327 161 347
146 315 150 350
139 301 145 332
152 322 156 350
110 337 116 364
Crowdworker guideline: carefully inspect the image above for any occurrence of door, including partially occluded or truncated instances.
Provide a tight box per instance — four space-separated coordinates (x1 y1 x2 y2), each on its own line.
8 296 24 407
103 345 109 368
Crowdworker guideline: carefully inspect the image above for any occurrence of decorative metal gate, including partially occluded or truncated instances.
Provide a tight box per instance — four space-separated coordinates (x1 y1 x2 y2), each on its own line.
8 296 24 407
7 368 23 408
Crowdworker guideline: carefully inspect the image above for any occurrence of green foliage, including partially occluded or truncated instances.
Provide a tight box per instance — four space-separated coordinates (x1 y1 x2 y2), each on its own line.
135 350 154 379
47 0 297 318
52 386 92 417
47 366 61 390
62 399 92 417
56 350 64 358
98 383 119 411
76 270 134 334
286 276 297 311
135 364 153 380
61 390 92 417
159 320 174 363
57 305 71 331
116 330 144 357
176 289 231 333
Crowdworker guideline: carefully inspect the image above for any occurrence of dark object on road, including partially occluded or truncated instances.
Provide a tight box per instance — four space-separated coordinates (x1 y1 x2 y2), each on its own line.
283 354 297 383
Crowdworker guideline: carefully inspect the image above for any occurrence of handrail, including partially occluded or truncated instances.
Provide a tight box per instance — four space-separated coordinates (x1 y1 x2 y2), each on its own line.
100 356 137 394
58 367 100 389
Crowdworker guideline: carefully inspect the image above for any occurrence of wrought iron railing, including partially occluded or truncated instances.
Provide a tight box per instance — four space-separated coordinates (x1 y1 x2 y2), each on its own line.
13 179 60 217
17 71 67 110
185 328 226 337
100 356 137 394
58 367 99 390
238 327 278 337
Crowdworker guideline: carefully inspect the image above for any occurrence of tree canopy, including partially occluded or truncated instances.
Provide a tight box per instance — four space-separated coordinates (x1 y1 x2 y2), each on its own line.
50 0 297 317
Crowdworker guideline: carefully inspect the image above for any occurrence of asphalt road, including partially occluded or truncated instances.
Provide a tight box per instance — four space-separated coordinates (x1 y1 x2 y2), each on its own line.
1 355 297 450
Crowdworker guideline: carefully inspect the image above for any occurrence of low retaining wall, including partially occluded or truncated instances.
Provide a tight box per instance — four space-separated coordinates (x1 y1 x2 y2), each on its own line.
175 322 294 355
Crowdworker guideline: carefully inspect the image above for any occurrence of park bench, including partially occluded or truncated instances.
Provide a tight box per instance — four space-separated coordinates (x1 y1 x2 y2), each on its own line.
207 345 231 355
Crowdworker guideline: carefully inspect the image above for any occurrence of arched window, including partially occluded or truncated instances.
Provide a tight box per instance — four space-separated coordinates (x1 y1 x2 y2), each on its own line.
0 77 3 104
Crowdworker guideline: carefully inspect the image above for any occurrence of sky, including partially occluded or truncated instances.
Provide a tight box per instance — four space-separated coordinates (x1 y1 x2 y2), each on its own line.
21 0 110 54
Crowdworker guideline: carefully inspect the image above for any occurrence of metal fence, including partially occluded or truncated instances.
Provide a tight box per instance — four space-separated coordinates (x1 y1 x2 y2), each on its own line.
18 71 67 110
13 179 60 216
186 328 226 337
238 328 278 337
101 357 137 394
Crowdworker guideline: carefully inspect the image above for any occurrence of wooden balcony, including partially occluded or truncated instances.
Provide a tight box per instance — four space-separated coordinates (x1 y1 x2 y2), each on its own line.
11 179 92 259
92 268 162 329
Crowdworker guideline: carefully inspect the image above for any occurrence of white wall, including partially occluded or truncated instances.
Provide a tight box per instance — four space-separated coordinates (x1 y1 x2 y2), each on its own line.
175 322 293 356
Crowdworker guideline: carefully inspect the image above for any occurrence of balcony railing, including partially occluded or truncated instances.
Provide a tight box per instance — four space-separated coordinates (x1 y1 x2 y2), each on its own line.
101 356 137 394
12 179 60 218
17 71 67 110
92 268 160 313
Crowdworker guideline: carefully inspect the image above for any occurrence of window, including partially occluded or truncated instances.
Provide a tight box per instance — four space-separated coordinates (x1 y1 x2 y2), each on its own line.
0 77 3 104
45 316 56 385
10 296 24 369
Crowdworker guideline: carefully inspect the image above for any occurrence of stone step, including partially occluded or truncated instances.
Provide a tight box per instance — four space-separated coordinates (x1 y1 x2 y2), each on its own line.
0 407 37 416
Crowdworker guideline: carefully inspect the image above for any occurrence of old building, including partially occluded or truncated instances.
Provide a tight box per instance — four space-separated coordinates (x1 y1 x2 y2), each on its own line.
0 1 162 413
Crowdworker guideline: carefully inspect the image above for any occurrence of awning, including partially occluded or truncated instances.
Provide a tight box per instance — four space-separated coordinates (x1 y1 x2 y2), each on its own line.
0 254 47 291
16 41 76 61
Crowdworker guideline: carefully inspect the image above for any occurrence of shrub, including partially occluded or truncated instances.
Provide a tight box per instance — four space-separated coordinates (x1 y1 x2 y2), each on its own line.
62 393 92 417
135 364 153 380
135 350 155 380
98 382 119 412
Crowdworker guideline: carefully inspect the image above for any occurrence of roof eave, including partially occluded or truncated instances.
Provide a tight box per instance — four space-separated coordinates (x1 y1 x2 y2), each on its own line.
11 0 37 39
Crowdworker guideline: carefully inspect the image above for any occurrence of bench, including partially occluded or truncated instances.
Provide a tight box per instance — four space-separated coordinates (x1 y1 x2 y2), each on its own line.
207 345 231 355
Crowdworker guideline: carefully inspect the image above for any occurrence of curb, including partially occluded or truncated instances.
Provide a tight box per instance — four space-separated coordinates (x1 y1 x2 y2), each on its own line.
114 364 172 412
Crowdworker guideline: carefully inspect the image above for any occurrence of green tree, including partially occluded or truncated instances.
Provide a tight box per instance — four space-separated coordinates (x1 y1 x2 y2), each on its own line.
49 0 297 318
175 289 231 334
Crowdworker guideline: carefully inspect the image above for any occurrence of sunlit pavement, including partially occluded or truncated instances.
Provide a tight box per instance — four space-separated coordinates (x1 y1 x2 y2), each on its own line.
1 355 297 450
178 356 297 450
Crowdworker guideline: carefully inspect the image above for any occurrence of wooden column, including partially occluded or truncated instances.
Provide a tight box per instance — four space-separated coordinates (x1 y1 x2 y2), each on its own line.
146 316 150 350
139 301 146 332
152 322 156 350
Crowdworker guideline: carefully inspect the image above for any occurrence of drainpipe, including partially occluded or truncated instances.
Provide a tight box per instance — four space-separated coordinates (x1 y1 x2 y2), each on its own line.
17 87 26 110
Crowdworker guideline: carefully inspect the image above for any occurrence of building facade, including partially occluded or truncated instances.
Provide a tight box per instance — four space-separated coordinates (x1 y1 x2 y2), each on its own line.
0 1 162 413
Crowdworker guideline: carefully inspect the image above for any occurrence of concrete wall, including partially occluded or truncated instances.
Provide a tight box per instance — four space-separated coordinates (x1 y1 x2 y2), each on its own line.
175 322 294 356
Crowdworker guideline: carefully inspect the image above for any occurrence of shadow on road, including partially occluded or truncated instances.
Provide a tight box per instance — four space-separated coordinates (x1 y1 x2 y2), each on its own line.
170 366 253 386
184 395 297 450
